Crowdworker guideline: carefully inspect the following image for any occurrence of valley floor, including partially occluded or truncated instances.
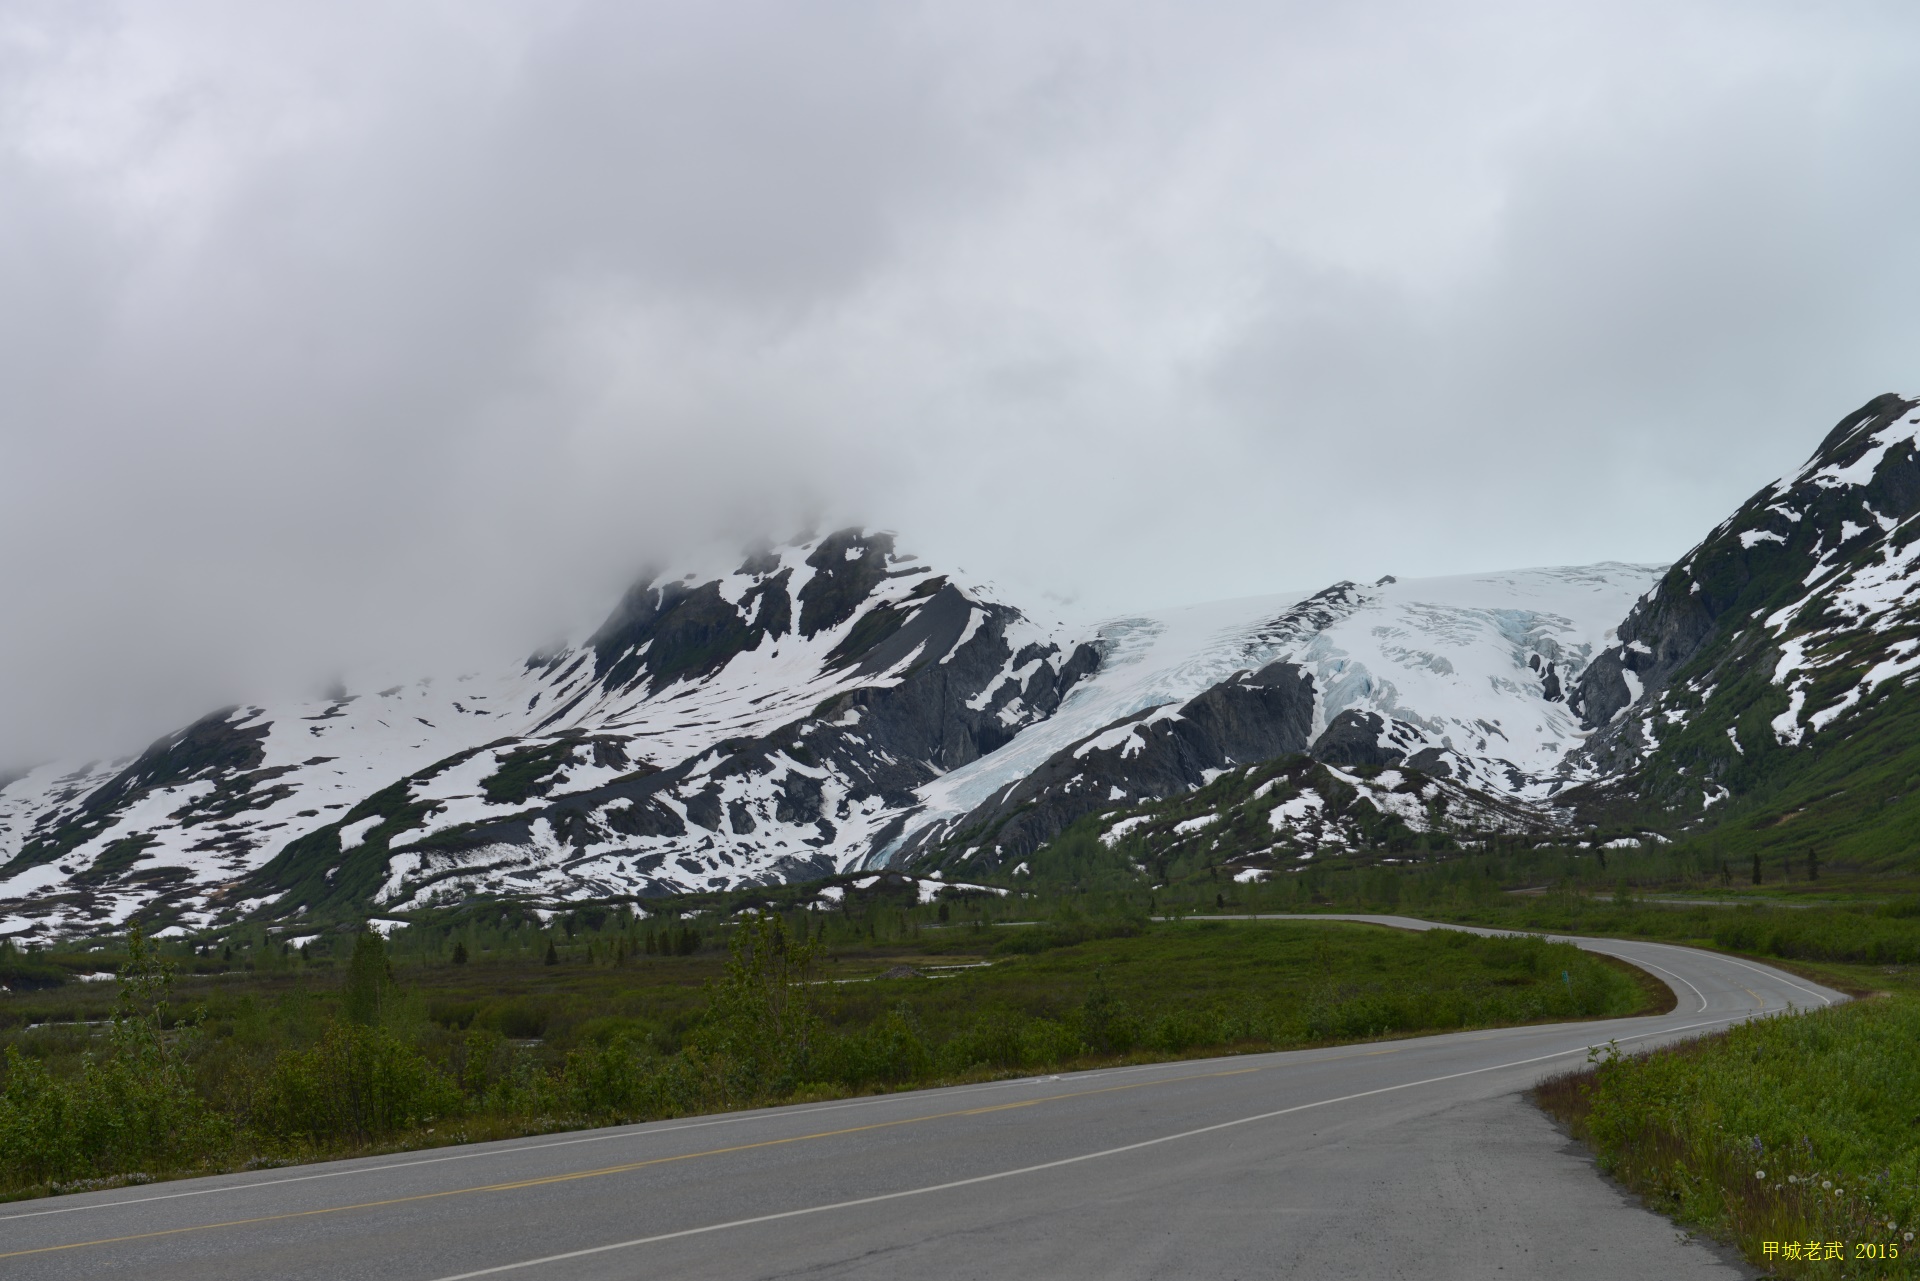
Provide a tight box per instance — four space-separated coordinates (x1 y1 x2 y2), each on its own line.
0 921 1826 1280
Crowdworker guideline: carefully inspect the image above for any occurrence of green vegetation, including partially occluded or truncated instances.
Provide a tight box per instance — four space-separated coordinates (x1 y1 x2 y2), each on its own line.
0 910 1644 1202
0 928 226 1191
1596 675 1920 873
1536 1001 1920 1278
481 739 576 805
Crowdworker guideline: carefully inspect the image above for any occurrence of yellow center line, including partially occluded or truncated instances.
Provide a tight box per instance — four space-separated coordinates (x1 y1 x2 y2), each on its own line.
4 1065 1264 1261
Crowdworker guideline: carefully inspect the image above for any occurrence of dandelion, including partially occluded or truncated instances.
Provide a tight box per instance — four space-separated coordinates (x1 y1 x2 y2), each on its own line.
1887 1221 1898 1231
1788 1175 1798 1184
1906 1232 1914 1243
1756 1171 1767 1180
1823 1180 1833 1190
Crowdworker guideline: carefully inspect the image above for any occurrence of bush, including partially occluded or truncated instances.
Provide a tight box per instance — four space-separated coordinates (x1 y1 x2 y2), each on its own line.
253 1021 461 1145
814 1007 934 1087
560 1033 690 1118
1712 909 1920 965
933 1011 1081 1073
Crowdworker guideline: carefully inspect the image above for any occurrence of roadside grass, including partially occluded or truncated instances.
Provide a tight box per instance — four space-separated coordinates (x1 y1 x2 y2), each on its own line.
0 917 1649 1201
1534 996 1920 1279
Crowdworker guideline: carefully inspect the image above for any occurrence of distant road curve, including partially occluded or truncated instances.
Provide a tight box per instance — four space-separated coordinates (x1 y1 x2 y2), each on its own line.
1 916 1840 1280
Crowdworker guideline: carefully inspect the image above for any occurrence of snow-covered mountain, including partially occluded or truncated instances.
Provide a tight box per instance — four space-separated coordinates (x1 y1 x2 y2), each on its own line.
0 540 1655 938
0 531 1096 937
5 390 1920 939
893 563 1660 869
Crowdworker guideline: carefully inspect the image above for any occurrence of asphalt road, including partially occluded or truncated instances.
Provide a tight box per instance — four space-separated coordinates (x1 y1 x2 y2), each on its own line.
0 916 1845 1280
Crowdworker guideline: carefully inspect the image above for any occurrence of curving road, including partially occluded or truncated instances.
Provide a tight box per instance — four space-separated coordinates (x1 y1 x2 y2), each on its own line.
0 917 1844 1280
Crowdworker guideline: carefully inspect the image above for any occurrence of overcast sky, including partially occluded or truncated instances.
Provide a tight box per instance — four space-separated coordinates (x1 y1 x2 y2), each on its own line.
5 0 1920 765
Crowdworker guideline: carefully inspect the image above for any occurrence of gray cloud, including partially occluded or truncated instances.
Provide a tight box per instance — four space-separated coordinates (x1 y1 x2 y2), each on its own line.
4 0 1920 765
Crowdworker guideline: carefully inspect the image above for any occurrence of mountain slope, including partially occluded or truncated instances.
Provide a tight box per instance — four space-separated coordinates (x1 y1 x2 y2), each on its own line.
0 531 1097 937
1563 392 1920 862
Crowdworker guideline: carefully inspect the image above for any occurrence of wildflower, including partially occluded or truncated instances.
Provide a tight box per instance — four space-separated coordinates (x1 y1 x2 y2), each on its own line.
1822 1180 1833 1190
1756 1171 1767 1181
1905 1232 1914 1243
1788 1175 1798 1184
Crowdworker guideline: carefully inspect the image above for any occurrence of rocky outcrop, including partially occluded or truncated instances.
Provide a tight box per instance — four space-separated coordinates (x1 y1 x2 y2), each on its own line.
1310 710 1404 767
910 660 1315 869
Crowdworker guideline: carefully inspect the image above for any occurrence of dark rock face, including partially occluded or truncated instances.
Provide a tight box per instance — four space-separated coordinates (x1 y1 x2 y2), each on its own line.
1540 664 1563 703
1311 710 1405 767
1568 654 1637 730
683 787 724 832
1405 746 1454 778
587 578 773 695
579 527 911 700
910 660 1316 868
1178 662 1318 764
97 709 271 812
1567 391 1920 791
798 529 895 638
774 772 825 824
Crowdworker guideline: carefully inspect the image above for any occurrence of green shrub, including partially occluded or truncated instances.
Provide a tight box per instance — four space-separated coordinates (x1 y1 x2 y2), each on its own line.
814 1007 935 1087
253 1021 460 1144
560 1033 678 1118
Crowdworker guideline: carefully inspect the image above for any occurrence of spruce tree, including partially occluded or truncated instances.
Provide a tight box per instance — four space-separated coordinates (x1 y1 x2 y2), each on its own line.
344 929 389 1025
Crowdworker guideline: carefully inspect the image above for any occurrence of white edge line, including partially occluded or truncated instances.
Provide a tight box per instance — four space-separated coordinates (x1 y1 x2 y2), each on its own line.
1602 953 1708 1014
426 1014 1746 1281
1658 945 1841 1009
